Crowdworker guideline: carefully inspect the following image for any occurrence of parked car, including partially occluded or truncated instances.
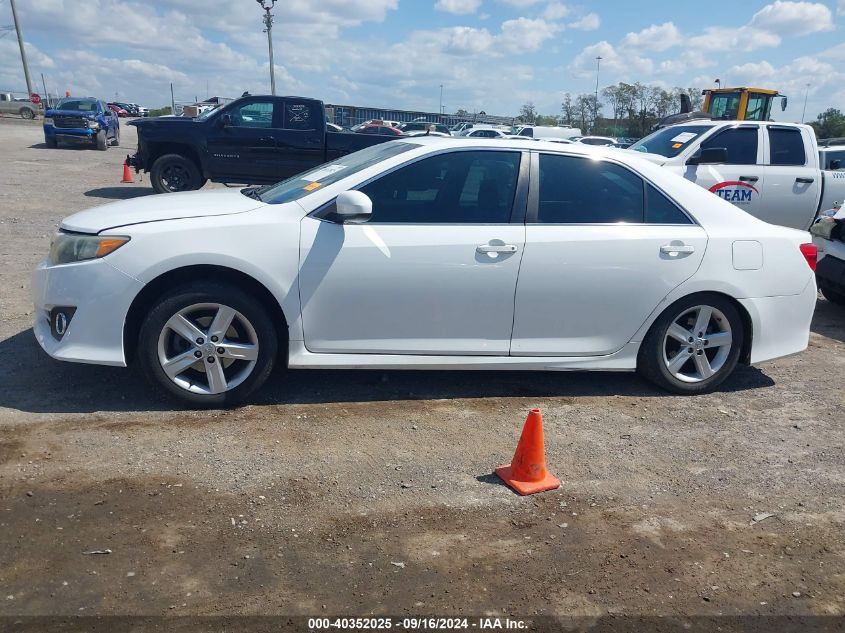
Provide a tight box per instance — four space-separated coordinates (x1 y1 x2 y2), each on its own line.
354 124 403 136
43 97 120 150
327 122 345 132
629 121 845 230
514 125 581 141
127 95 398 193
818 144 845 171
464 128 510 138
33 138 817 406
0 92 40 119
129 103 149 117
811 206 845 306
107 103 130 117
112 102 139 116
398 122 451 135
575 136 618 146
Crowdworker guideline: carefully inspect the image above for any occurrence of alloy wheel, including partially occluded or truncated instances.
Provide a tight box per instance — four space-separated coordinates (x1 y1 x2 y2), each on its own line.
161 163 190 191
662 305 733 383
156 303 259 395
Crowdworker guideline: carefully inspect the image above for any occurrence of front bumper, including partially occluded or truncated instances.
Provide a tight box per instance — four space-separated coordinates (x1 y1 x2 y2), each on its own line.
44 124 96 143
32 258 144 366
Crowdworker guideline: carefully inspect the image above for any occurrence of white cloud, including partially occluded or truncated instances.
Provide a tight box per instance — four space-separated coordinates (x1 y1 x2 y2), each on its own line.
567 13 600 31
498 17 561 53
542 2 570 20
572 41 653 78
496 0 544 6
750 0 833 35
621 22 682 52
688 26 781 52
434 0 482 15
839 0 845 15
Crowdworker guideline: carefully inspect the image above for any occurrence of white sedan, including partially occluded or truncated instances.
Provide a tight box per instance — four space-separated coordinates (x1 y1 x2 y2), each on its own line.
32 138 818 406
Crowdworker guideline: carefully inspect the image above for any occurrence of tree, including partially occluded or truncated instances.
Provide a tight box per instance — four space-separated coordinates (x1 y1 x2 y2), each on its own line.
518 102 537 124
561 93 575 126
810 108 845 139
454 108 470 118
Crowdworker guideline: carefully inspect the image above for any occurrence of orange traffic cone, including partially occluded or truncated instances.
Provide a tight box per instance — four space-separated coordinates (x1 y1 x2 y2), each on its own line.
495 409 560 496
121 161 133 183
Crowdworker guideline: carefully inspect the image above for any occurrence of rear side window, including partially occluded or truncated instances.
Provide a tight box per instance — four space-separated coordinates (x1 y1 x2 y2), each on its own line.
646 184 692 224
821 150 845 170
700 127 758 165
536 154 644 223
283 100 318 131
768 127 806 166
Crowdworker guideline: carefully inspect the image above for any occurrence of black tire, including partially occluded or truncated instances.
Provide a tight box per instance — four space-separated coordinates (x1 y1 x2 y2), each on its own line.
137 282 278 407
45 136 57 149
637 293 744 395
95 130 107 151
20 107 35 120
150 153 204 193
110 126 120 146
820 285 845 306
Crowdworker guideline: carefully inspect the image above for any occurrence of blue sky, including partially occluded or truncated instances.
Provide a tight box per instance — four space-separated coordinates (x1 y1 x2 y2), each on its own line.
1 0 843 122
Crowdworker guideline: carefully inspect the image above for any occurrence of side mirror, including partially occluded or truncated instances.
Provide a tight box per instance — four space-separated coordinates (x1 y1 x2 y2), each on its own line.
335 191 372 223
220 113 233 127
781 96 788 112
687 147 728 165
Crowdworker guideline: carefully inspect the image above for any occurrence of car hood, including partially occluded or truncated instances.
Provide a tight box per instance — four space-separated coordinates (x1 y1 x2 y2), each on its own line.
61 189 265 233
623 150 668 166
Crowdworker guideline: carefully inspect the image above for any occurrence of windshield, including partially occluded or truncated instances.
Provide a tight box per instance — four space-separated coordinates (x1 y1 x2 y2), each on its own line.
257 141 419 204
708 92 742 119
196 103 224 121
629 125 712 157
55 98 98 113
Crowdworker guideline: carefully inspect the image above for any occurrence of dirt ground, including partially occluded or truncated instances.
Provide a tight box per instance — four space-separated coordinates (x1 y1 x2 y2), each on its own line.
0 118 844 631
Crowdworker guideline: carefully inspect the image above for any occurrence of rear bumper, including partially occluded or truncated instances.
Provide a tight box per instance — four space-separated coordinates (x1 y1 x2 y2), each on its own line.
738 277 817 364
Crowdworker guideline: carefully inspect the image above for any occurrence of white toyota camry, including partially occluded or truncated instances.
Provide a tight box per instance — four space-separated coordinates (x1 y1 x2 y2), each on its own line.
32 138 818 406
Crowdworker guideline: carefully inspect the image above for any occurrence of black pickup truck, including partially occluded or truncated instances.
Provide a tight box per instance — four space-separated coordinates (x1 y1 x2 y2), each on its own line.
127 95 396 194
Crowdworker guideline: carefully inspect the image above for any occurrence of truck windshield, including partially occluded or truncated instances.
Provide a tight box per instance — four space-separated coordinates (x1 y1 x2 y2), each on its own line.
196 104 224 121
54 98 98 112
629 125 712 157
255 141 420 204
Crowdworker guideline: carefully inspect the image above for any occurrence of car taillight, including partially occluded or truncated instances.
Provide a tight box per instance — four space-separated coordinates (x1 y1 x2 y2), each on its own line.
799 243 817 271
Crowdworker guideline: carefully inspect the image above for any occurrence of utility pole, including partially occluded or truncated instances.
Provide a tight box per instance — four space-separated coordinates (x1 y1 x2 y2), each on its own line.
40 73 49 107
256 0 277 96
439 84 443 115
801 83 810 123
593 56 602 134
9 0 33 97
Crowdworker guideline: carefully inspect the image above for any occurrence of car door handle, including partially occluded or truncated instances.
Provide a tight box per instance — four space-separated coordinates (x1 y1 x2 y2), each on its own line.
477 244 518 253
739 175 758 182
796 177 814 184
660 244 695 254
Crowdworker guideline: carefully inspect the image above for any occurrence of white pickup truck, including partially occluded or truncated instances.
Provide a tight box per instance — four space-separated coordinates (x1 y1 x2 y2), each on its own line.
628 121 845 230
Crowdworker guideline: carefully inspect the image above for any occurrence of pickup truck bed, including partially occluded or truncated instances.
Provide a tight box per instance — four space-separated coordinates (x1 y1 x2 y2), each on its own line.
128 95 398 194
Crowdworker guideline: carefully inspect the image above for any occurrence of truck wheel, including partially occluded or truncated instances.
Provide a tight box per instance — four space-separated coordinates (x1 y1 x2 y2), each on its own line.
45 136 57 149
20 107 35 120
151 154 204 193
820 285 845 306
95 130 108 151
110 127 120 146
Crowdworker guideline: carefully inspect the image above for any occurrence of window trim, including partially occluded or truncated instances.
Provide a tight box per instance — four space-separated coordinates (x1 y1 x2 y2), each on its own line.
311 147 530 225
526 151 698 226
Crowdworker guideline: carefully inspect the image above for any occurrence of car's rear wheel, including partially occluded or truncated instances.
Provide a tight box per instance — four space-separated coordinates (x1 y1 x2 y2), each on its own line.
820 285 845 306
95 130 107 151
150 154 205 193
20 107 34 120
137 282 278 407
638 293 744 395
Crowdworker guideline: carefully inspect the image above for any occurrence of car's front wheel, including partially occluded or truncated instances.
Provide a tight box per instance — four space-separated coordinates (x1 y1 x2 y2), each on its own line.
110 126 120 146
150 154 205 193
638 293 744 395
137 282 278 407
95 130 107 151
45 136 57 149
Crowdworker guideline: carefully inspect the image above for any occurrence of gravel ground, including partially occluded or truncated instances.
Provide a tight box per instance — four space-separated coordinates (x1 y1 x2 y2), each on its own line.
0 118 844 630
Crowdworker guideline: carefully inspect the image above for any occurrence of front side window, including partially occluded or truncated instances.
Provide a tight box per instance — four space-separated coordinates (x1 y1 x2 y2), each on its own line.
358 150 521 223
232 101 274 128
768 127 806 166
536 154 644 224
745 94 772 121
700 127 759 165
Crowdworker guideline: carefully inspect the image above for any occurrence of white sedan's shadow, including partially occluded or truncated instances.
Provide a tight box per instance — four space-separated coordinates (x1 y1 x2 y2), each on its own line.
0 327 776 414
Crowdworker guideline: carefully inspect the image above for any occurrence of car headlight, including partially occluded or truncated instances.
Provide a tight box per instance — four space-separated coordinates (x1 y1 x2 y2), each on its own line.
49 232 129 265
43 117 54 126
87 120 100 129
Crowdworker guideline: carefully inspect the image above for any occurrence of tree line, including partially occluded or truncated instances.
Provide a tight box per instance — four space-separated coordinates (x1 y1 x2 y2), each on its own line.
517 82 705 138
